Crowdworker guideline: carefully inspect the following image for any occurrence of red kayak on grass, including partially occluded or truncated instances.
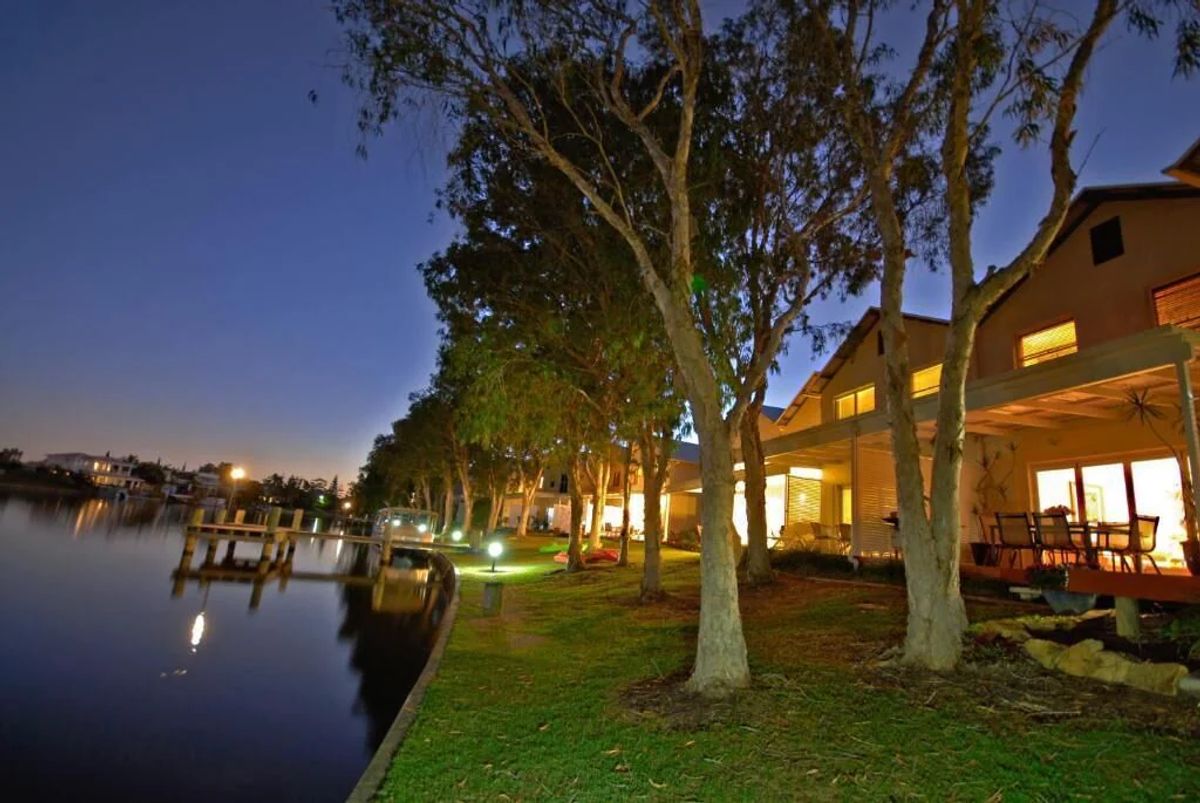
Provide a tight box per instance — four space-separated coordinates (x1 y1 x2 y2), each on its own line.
552 548 619 564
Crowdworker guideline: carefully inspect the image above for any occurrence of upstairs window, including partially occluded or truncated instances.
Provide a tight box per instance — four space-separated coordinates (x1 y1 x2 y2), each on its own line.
1020 320 1078 367
912 364 942 398
1154 273 1200 331
834 385 876 420
1090 216 1124 265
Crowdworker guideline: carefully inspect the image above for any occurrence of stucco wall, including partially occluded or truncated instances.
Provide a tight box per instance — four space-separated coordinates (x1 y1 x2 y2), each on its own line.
975 196 1200 378
819 318 950 423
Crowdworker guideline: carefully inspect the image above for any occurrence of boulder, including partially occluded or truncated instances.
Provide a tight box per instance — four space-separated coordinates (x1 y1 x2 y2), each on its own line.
974 619 1031 643
1023 637 1187 696
1023 638 1066 670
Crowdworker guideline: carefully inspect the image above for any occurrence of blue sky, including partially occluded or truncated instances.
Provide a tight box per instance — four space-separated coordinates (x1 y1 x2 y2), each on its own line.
1 1 1197 481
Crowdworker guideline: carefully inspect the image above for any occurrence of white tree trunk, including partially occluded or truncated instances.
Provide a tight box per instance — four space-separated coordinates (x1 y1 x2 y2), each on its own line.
684 415 750 696
588 459 609 550
516 465 542 538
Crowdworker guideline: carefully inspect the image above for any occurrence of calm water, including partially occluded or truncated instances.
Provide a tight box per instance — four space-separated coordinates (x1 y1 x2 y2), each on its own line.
0 493 449 802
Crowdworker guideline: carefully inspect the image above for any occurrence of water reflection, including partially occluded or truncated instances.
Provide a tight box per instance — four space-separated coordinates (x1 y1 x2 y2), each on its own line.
0 492 450 802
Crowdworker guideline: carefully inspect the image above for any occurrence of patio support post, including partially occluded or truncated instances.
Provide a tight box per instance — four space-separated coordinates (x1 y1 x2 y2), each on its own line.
850 433 861 557
1174 359 1200 531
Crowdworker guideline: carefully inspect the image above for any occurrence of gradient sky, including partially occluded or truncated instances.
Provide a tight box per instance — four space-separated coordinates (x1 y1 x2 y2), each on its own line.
2 2 1198 483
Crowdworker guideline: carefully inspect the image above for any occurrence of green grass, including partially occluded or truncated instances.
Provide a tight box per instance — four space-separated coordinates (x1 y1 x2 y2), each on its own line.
378 539 1200 801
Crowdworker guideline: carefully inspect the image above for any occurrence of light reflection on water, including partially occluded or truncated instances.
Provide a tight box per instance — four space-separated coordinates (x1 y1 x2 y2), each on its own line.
0 492 448 802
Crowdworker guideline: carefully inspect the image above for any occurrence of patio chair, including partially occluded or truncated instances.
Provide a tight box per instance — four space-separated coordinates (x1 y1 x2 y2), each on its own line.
1106 515 1162 574
1032 513 1081 566
994 513 1038 568
976 515 1001 565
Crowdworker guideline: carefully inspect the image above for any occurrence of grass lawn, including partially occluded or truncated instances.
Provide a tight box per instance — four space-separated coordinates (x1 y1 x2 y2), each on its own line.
378 537 1200 801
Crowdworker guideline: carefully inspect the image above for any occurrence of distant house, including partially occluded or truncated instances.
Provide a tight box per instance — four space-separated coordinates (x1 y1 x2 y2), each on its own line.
42 452 144 492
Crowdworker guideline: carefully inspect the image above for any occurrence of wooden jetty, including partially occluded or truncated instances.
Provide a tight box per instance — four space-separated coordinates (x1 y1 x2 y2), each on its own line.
172 505 463 610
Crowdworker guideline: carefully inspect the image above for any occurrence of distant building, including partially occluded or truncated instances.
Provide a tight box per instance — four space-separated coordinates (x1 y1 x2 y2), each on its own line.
42 452 144 492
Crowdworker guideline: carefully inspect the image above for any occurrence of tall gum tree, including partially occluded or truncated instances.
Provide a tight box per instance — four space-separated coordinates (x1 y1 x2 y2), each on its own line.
808 0 1198 669
337 0 871 696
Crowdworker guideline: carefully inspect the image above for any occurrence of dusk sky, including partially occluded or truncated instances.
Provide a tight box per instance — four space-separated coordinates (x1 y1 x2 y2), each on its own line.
2 1 1198 483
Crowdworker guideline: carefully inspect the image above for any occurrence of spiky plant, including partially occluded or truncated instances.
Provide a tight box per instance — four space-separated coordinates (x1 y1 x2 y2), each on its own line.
1123 389 1198 548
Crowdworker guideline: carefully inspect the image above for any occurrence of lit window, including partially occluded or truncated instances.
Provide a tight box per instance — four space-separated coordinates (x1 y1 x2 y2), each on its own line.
1019 321 1077 367
1155 273 1200 330
912 364 942 398
834 385 875 420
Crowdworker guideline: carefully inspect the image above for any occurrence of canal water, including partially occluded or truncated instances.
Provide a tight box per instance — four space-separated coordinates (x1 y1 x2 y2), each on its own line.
0 492 450 802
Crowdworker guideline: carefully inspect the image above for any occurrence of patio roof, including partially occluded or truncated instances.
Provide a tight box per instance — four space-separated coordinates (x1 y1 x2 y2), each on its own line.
764 325 1200 460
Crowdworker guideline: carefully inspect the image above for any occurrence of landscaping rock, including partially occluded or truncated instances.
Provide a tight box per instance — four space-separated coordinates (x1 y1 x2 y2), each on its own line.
1023 638 1065 670
973 619 1030 643
1022 637 1188 696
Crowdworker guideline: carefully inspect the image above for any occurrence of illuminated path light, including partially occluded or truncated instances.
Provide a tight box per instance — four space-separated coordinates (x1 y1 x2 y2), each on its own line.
487 540 503 572
451 529 463 543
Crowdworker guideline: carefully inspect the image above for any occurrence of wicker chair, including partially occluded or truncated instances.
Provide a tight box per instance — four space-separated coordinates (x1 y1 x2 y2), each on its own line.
995 513 1037 567
1106 515 1162 574
1032 513 1081 566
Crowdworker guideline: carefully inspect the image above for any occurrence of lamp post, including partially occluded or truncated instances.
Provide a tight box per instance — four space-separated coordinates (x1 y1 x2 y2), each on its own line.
487 540 503 572
230 466 245 513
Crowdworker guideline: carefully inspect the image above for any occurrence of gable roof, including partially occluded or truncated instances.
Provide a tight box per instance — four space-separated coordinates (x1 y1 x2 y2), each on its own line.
775 307 949 426
1165 135 1200 187
760 405 786 422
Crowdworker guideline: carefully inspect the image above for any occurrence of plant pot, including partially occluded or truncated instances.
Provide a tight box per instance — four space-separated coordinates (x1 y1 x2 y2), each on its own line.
969 542 995 566
1184 540 1200 577
1042 589 1099 615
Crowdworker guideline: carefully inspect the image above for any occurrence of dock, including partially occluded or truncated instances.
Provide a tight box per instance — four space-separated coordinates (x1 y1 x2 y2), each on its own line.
171 505 466 610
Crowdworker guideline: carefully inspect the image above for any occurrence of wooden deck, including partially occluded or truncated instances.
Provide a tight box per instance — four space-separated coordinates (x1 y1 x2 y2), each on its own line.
962 563 1200 604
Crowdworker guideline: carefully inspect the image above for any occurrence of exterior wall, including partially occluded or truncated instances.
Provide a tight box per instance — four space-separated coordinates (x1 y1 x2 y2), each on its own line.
819 318 950 423
975 196 1200 378
667 492 701 535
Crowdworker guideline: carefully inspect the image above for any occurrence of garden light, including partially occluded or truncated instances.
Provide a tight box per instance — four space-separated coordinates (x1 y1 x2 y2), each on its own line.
417 523 428 534
451 529 463 542
487 540 503 572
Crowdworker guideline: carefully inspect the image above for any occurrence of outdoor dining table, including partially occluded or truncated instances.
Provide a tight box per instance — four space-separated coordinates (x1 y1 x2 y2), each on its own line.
1066 521 1129 569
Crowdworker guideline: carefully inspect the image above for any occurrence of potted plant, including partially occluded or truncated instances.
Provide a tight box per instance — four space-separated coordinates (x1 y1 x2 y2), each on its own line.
1027 565 1097 614
1123 390 1200 576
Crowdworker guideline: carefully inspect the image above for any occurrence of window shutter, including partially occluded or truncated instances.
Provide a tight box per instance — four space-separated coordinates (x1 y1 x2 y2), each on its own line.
1155 273 1200 330
785 476 821 524
1020 321 1077 367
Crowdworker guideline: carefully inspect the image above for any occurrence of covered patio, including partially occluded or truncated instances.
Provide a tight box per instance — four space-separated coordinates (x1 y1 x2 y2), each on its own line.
761 325 1200 591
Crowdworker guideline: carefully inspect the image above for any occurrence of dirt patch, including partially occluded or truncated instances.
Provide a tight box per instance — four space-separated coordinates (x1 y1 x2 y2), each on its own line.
864 644 1200 738
620 669 746 731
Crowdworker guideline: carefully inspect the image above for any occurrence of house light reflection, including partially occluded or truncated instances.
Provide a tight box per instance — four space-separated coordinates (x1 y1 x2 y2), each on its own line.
190 612 206 652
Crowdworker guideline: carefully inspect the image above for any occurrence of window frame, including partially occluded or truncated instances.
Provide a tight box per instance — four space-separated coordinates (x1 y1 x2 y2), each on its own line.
833 384 876 420
1016 318 1078 368
1152 270 1200 330
911 363 943 399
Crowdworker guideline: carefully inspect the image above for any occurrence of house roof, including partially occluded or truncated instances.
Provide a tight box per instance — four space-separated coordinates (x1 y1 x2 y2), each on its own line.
1165 134 1200 187
775 307 949 426
671 440 701 463
760 404 786 422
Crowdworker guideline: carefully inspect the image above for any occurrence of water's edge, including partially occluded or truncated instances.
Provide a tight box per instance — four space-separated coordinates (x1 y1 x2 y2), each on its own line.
346 549 462 803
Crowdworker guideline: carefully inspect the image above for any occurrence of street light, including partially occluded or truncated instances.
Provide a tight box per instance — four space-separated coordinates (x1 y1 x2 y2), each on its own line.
487 540 503 572
342 500 352 511
230 466 245 512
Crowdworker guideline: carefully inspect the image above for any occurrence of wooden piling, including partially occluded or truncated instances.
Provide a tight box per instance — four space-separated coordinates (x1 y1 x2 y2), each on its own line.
233 509 246 524
291 508 304 531
214 509 227 525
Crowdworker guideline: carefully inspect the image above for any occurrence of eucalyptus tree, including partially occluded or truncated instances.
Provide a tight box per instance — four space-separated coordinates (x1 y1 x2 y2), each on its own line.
337 0 879 695
806 0 1198 670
